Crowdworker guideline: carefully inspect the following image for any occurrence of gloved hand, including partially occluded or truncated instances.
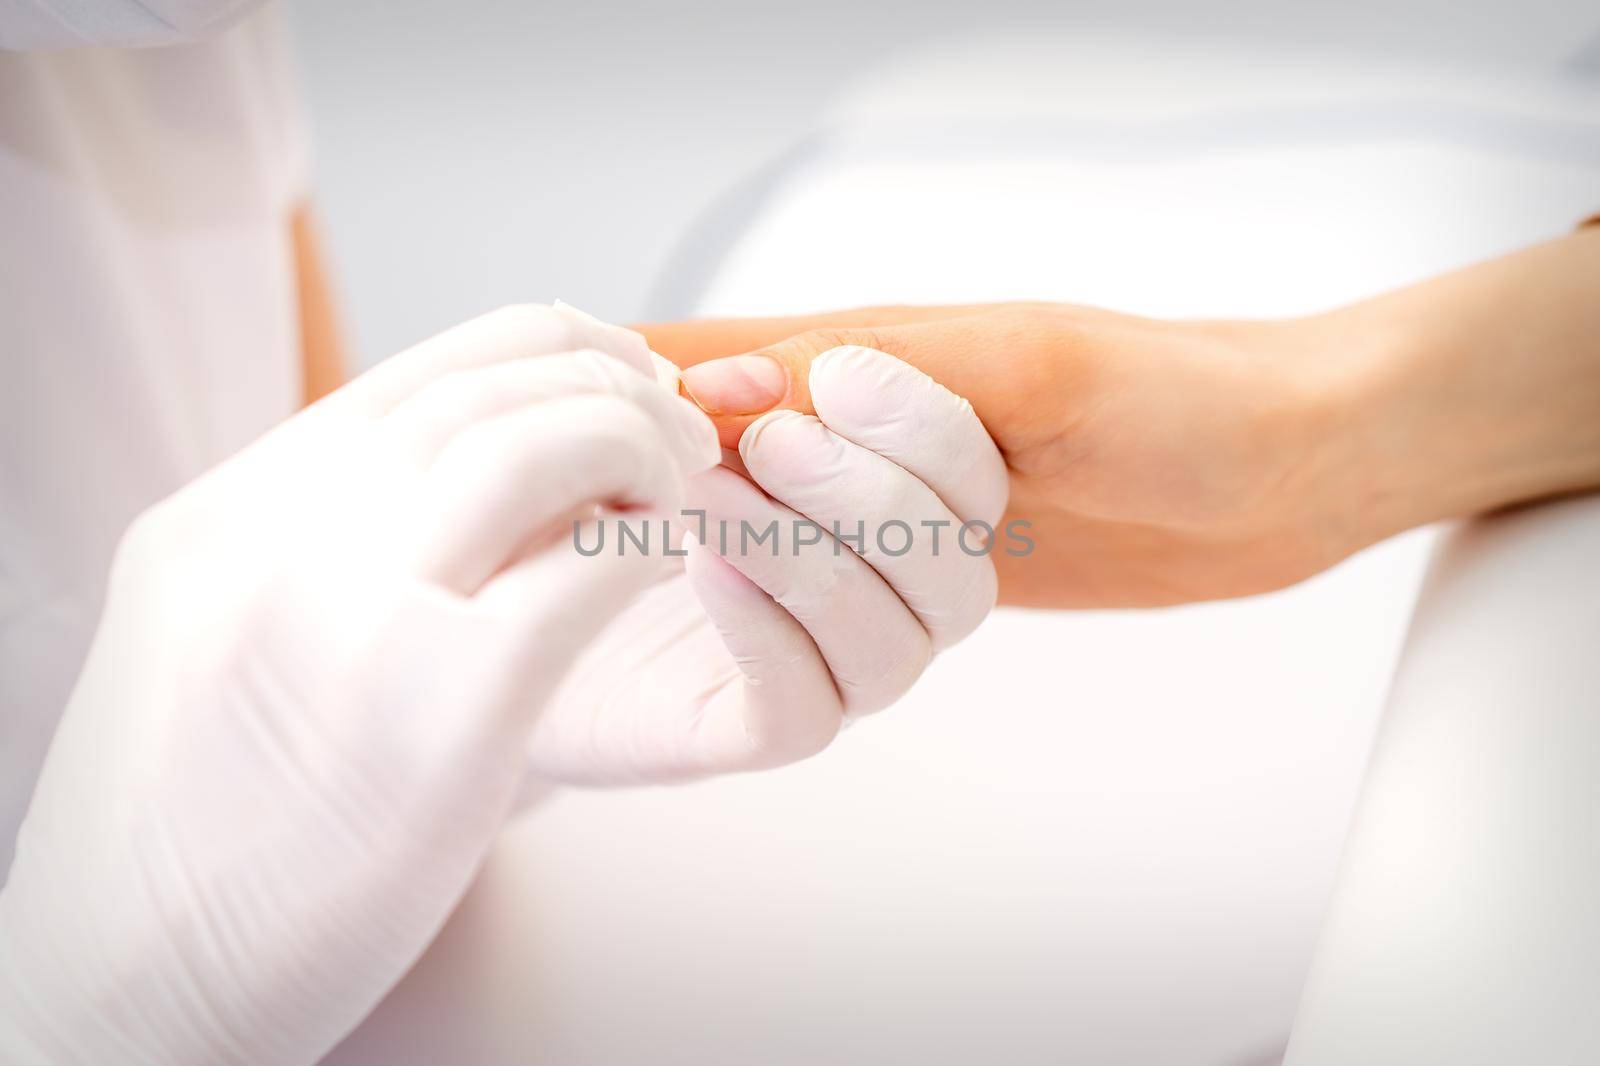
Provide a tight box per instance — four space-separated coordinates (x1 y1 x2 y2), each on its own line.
528 345 1009 783
0 304 718 1065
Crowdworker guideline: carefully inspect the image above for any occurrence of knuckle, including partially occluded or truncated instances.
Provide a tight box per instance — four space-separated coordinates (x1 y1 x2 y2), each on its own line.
746 711 839 766
567 346 645 391
483 302 574 349
562 436 666 508
797 326 894 359
877 474 929 524
483 301 551 329
974 304 1093 438
410 369 483 423
1031 304 1093 377
838 627 932 716
574 400 675 490
938 556 998 649
577 392 657 448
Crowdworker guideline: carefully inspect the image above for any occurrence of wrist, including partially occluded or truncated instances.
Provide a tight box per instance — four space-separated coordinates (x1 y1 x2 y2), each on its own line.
1300 233 1600 552
1291 300 1453 553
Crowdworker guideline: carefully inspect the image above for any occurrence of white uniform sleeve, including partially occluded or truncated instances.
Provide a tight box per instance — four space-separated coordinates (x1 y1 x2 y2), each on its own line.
0 0 266 50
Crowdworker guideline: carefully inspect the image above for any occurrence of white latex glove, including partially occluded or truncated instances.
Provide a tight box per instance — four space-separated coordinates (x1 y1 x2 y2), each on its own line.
530 345 1009 782
0 304 718 1065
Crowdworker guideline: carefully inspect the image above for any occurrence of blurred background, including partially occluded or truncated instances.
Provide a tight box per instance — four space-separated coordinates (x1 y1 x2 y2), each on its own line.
290 0 1600 362
287 4 1600 1065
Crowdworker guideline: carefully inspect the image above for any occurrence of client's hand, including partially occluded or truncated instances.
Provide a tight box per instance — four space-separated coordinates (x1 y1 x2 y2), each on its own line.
641 229 1600 607
530 345 1007 783
646 303 1346 607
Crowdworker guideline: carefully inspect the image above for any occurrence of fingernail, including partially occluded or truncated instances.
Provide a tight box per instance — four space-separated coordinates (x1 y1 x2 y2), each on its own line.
680 355 788 415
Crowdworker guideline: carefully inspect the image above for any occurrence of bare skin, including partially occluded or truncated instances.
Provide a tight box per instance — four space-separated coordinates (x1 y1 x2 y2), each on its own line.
292 203 348 405
641 228 1600 608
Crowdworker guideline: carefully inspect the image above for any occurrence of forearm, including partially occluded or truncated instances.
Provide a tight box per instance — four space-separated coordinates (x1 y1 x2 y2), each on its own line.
1315 227 1600 547
291 203 348 406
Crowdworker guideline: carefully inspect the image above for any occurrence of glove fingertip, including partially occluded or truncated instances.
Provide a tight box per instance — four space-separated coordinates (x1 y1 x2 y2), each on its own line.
670 395 723 475
551 300 654 377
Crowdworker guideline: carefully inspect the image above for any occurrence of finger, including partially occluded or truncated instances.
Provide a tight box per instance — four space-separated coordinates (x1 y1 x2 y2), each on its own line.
413 394 683 595
472 523 666 730
739 410 997 652
637 303 988 368
807 345 1009 526
351 302 656 413
680 536 842 770
674 308 1070 453
686 465 930 716
476 519 660 658
383 348 717 475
